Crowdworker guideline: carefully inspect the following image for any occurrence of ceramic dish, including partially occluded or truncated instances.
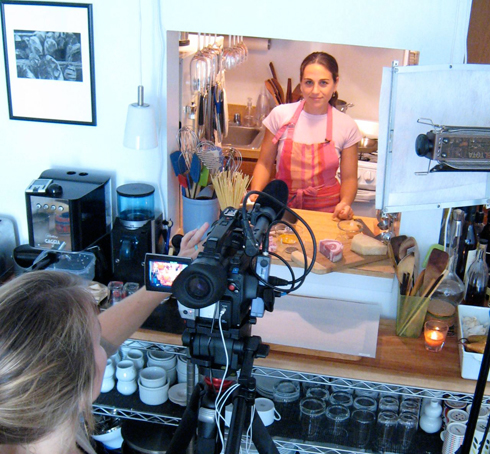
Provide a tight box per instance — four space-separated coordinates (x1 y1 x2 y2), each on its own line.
168 383 188 406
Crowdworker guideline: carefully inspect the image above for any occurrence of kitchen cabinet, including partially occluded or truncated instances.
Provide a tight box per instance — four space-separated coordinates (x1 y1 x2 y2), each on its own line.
93 317 483 454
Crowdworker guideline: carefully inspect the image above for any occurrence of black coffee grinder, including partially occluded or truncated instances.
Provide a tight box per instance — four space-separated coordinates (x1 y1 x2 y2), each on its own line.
111 183 165 284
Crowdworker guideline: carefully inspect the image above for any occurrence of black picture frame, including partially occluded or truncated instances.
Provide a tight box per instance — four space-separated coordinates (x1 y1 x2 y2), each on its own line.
0 1 96 125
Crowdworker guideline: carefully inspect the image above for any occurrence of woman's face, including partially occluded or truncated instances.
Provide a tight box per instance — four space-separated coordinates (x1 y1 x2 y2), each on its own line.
91 316 107 401
300 63 339 115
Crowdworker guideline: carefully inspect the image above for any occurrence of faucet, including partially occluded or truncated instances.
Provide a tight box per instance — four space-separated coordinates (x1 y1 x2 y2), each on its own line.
233 113 241 126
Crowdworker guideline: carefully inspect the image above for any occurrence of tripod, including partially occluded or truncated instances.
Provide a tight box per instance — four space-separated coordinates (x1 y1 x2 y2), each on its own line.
166 335 280 454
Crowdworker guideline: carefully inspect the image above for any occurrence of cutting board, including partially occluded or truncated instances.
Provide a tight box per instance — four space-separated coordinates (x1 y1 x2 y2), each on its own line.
272 210 388 274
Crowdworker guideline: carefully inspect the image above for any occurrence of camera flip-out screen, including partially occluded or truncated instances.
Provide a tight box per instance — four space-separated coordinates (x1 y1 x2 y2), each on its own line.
145 254 192 292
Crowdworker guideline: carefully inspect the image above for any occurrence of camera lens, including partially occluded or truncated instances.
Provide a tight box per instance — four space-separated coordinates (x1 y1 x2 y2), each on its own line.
186 275 211 299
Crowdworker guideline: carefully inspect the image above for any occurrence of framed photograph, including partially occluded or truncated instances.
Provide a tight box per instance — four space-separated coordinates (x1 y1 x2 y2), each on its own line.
1 1 96 125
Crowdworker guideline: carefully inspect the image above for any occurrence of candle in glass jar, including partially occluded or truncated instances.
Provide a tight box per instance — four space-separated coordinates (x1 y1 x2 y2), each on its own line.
424 320 449 352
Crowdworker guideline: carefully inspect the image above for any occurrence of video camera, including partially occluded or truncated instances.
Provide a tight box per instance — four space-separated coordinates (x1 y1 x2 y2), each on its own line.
145 180 316 376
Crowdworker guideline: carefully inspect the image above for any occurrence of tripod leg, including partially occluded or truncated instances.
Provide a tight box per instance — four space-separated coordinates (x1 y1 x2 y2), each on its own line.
252 412 280 454
166 382 205 454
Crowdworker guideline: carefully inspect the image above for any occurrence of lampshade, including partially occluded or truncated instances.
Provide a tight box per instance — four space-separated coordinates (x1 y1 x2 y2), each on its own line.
123 85 158 150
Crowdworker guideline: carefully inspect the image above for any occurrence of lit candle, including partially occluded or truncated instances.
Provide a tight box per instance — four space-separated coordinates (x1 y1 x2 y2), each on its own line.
425 330 445 348
424 320 449 352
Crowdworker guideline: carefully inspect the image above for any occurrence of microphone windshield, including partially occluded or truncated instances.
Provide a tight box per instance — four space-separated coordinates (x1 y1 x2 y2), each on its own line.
255 180 289 217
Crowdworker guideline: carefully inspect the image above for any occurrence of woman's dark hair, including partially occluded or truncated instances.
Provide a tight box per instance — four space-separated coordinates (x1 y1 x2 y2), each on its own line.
300 52 340 106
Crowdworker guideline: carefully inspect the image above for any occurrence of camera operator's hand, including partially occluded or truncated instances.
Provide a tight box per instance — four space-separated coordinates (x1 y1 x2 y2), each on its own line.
179 222 209 259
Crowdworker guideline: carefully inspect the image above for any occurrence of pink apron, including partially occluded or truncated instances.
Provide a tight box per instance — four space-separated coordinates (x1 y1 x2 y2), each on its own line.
272 100 341 212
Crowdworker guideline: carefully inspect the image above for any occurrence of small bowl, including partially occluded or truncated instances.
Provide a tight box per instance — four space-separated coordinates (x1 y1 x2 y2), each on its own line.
138 378 169 405
337 220 363 239
140 366 167 388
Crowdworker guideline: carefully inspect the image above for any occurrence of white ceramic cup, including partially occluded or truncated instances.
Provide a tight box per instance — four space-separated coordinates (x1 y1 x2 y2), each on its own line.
103 359 115 379
166 366 177 386
116 378 137 396
470 419 490 454
138 378 169 405
147 350 177 369
115 360 137 382
127 349 145 371
110 350 121 368
100 375 115 393
447 408 469 426
255 397 281 426
467 404 490 420
139 366 167 388
177 355 187 373
442 422 466 454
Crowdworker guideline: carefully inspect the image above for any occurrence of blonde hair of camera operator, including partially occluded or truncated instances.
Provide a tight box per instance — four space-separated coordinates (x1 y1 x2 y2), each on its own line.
0 271 98 447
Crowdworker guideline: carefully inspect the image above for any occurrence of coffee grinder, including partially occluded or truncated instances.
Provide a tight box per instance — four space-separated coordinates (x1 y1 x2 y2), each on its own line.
111 183 165 284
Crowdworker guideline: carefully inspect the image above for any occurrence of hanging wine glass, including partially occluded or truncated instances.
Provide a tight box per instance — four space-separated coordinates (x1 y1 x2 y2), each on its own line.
237 36 248 63
201 34 218 85
190 32 209 95
232 35 244 66
222 35 236 71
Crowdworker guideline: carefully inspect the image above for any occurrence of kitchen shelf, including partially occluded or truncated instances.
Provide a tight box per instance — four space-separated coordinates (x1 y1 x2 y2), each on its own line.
92 336 471 454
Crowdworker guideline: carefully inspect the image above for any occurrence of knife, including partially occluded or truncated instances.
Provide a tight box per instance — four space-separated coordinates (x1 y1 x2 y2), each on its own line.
354 218 376 239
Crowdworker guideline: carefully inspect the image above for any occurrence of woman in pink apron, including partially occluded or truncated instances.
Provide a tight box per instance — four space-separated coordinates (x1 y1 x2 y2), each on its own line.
251 52 361 219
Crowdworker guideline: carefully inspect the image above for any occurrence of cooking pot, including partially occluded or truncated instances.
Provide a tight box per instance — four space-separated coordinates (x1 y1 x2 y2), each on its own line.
121 420 175 454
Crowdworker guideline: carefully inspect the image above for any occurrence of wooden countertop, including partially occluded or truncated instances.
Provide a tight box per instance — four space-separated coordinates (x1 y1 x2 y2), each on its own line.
131 318 486 397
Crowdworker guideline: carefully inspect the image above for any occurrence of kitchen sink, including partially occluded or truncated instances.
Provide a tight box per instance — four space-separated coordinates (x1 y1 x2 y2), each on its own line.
222 123 264 149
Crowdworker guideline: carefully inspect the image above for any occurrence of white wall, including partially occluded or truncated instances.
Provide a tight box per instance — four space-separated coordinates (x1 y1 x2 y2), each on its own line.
0 0 472 246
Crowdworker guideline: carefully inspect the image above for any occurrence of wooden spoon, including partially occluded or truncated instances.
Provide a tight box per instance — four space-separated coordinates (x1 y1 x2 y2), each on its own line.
421 248 449 296
270 78 284 104
388 235 408 266
286 78 292 103
292 83 302 102
265 80 280 106
269 62 279 80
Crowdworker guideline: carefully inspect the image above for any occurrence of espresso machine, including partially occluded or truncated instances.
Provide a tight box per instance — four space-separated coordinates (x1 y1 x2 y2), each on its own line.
22 169 113 282
26 169 112 251
111 183 165 284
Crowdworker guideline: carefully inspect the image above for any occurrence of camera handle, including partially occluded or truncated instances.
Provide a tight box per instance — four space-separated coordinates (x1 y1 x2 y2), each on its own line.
166 336 279 454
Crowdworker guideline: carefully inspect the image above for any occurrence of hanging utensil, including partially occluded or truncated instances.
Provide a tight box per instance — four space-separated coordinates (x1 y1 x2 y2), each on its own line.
178 174 189 198
214 84 223 143
198 165 209 187
170 151 183 177
190 153 202 198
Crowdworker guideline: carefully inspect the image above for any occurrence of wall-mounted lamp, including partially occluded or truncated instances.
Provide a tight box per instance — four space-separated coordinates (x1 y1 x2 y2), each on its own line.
123 85 158 150
123 0 158 150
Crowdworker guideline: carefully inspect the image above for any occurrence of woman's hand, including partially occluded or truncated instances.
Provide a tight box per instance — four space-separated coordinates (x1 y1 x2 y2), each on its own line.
333 202 353 220
178 222 210 259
